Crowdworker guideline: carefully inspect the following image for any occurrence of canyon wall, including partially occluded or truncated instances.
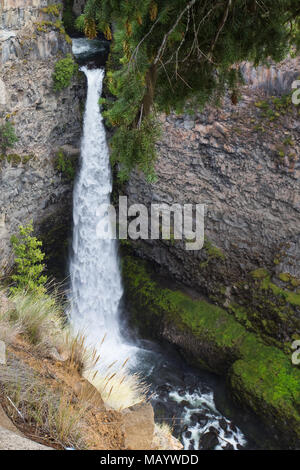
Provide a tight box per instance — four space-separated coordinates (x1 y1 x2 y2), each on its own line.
0 0 82 275
125 57 300 348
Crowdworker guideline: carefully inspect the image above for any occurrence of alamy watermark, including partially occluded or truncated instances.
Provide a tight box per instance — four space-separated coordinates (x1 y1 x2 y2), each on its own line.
287 81 299 365
292 340 300 365
96 197 205 251
292 80 300 105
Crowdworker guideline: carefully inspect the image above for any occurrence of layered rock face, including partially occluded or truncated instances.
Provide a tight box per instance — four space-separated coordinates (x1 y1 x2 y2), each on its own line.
0 0 83 274
126 57 300 347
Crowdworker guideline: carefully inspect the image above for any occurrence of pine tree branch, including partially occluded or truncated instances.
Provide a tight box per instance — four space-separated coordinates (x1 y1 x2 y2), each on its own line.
209 0 232 56
128 16 161 70
153 0 197 65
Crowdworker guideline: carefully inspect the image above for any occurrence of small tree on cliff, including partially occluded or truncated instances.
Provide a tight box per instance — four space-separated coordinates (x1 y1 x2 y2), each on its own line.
10 223 47 296
78 0 300 180
0 121 18 155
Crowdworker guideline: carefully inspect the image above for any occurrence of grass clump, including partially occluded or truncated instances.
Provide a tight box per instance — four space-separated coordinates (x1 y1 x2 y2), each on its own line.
0 360 87 449
8 291 63 352
0 153 34 166
41 3 63 17
84 367 147 411
0 288 149 448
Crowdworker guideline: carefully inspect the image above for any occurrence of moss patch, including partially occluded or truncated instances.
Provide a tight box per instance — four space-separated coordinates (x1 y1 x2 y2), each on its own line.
250 268 269 280
229 269 300 349
230 336 300 445
55 148 77 180
0 153 34 166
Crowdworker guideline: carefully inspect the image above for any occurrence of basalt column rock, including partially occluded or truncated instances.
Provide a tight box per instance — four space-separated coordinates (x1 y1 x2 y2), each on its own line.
0 0 85 275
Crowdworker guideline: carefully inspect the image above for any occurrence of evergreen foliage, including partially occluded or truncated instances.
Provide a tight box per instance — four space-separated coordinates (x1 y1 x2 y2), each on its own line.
80 0 300 178
53 54 77 91
0 121 18 154
10 223 47 296
55 149 76 180
62 0 77 35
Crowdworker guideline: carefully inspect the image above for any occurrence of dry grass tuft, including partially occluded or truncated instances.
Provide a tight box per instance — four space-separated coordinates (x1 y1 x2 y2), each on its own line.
0 319 22 344
4 291 64 355
84 367 148 411
0 291 22 343
62 332 100 374
0 358 87 449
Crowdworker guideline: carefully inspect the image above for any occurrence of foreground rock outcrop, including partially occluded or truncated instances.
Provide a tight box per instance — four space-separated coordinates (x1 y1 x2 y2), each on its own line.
0 0 83 276
0 426 51 450
0 291 183 450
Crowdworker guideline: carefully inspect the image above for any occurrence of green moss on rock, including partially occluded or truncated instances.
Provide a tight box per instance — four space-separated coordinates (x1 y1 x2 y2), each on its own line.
0 153 34 166
250 268 269 280
204 239 226 260
230 269 300 349
122 254 300 447
55 148 77 180
230 337 300 445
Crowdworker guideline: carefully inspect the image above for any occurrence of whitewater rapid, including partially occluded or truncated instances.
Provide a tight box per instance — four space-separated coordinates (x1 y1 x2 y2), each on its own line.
69 67 135 366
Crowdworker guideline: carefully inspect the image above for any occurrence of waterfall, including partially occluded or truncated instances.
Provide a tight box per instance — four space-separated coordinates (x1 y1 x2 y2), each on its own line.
69 67 134 366
67 61 249 449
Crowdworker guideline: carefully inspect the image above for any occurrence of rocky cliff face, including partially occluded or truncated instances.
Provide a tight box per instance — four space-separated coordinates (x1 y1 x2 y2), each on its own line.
126 57 300 348
0 0 83 275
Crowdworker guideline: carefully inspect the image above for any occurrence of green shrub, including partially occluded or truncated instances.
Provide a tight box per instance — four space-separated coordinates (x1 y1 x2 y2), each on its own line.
41 3 63 17
0 121 18 154
53 54 77 91
10 223 47 296
109 115 161 182
55 149 76 180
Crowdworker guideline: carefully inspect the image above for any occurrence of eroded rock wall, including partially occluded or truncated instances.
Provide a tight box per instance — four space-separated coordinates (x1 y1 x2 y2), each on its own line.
125 57 300 346
0 0 83 274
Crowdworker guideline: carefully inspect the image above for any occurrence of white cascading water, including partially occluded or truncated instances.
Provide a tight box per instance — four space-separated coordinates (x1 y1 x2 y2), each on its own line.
68 62 248 449
69 67 135 366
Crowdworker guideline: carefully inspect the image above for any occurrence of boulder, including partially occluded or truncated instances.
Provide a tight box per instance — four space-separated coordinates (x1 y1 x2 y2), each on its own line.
0 426 52 450
122 402 154 450
200 431 219 450
73 378 104 409
0 405 22 436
